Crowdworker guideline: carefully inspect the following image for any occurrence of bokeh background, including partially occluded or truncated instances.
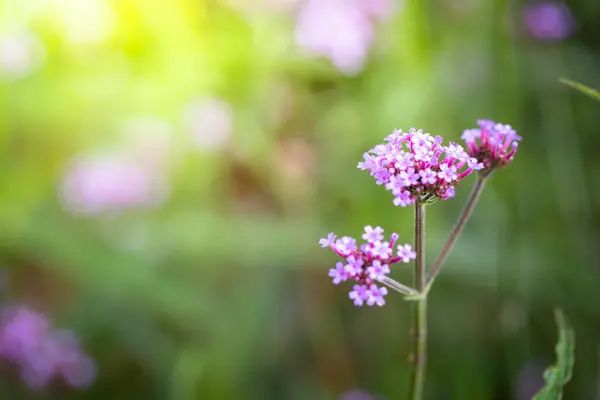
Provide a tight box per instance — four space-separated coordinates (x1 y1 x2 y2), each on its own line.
1 0 600 399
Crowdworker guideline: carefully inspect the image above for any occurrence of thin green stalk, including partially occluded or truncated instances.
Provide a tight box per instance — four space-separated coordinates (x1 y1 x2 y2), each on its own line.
378 276 419 296
425 175 487 291
409 201 427 400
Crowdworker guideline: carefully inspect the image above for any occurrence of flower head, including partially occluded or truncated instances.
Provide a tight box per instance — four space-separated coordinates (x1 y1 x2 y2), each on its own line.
320 226 415 307
358 128 483 206
461 120 521 172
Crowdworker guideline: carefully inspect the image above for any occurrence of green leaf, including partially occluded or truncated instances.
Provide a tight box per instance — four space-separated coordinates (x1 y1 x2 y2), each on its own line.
532 309 575 400
560 78 600 101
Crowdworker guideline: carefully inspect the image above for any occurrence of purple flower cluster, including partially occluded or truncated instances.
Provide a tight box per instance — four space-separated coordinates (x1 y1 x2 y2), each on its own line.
461 120 521 171
0 307 96 390
358 128 483 207
320 226 416 307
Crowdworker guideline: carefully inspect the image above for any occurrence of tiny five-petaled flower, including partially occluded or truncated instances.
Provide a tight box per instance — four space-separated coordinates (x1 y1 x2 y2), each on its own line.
320 226 416 307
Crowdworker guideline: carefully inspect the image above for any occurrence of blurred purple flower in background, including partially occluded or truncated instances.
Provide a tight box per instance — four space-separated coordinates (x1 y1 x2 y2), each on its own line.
0 307 49 362
294 0 391 75
0 306 96 390
59 154 167 216
183 97 234 151
0 27 44 79
523 1 575 40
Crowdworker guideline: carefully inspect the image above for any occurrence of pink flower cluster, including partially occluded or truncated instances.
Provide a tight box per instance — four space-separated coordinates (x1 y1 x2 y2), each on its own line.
319 226 416 307
358 128 483 207
294 0 390 75
461 120 521 171
0 307 96 390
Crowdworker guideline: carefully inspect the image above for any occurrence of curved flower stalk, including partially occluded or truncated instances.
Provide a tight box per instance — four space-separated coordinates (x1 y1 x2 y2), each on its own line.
358 128 483 207
425 120 522 289
320 226 417 306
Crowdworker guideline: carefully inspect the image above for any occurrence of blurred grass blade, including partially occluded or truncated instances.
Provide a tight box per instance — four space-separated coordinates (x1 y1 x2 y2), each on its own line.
560 78 600 101
532 309 575 400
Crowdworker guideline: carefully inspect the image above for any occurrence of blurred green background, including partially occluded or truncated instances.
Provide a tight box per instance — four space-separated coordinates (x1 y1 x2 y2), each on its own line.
1 0 600 399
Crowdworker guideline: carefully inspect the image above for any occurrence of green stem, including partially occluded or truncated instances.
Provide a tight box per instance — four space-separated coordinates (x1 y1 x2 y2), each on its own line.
378 276 420 296
425 175 487 291
409 202 427 400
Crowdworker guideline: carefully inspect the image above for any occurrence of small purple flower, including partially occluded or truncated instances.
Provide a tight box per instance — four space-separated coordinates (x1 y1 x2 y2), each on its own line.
362 225 384 243
344 265 360 278
366 260 390 280
523 1 575 41
360 128 482 206
419 168 437 185
439 186 455 200
438 164 458 182
399 168 421 187
346 255 365 268
319 232 337 248
349 284 369 307
321 227 414 307
393 190 414 207
397 244 417 263
335 236 358 255
461 120 522 172
329 262 348 284
374 169 391 185
370 241 392 259
357 153 379 173
366 284 388 306
344 255 365 277
386 175 404 192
